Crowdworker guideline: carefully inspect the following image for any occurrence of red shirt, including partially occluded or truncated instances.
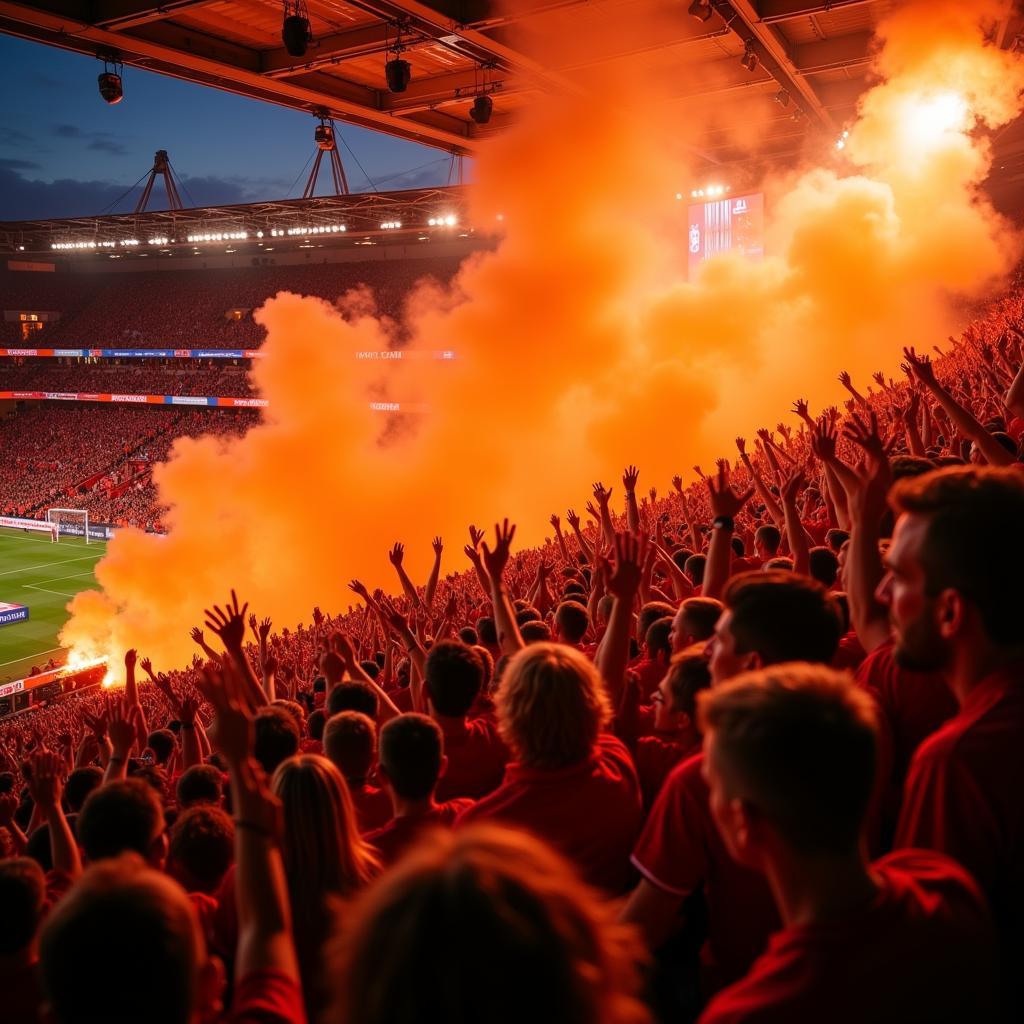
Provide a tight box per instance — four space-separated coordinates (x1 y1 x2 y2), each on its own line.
698 851 996 1024
895 665 1024 1012
832 630 866 671
366 798 474 866
628 656 669 695
226 968 306 1023
348 782 392 833
434 716 509 802
634 732 700 809
456 734 643 894
632 752 780 992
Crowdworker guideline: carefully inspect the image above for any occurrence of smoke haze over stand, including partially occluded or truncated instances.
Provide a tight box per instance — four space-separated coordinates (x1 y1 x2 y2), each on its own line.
61 0 1024 674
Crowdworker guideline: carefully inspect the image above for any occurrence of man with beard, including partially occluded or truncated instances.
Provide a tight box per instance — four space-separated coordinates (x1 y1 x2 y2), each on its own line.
878 466 1024 1015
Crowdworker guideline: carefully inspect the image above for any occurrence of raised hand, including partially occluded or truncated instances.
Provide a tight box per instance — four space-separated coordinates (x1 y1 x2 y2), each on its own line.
872 371 886 387
843 410 888 464
124 648 137 672
671 474 684 493
107 699 136 757
622 465 639 493
809 417 838 462
692 465 706 481
706 461 754 519
463 544 483 568
838 370 853 389
549 513 561 532
585 500 600 521
481 519 516 584
607 531 650 600
258 617 272 643
648 486 657 503
901 346 937 387
139 656 154 678
468 525 485 549
348 579 370 599
312 607 325 628
756 427 773 445
189 626 205 648
432 536 443 557
792 398 810 419
388 542 405 567
780 467 807 506
195 661 252 766
204 590 249 652
248 613 258 635
28 749 64 810
565 508 581 530
593 481 613 507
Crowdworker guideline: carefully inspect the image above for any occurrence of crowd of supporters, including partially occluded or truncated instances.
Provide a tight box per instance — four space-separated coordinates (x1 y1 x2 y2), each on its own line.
0 276 1023 1022
0 363 252 398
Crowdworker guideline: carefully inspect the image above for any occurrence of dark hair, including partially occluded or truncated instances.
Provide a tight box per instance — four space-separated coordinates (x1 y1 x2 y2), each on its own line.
562 582 587 599
323 711 377 782
890 466 1024 646
554 601 590 644
672 548 693 572
175 765 224 809
684 554 706 586
308 708 327 742
359 660 380 681
78 779 165 863
146 729 176 765
723 571 841 666
825 528 849 552
379 713 443 800
520 620 552 644
645 617 673 660
665 650 712 718
425 641 483 718
808 546 839 587
638 601 675 641
0 857 45 954
890 455 936 482
475 616 498 646
253 706 301 775
327 682 379 719
458 626 479 646
515 606 541 626
755 524 781 555
168 805 234 894
678 597 722 642
730 536 745 557
65 766 103 813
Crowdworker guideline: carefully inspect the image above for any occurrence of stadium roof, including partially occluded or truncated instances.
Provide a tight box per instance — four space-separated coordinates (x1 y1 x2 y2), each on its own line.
4 0 1009 163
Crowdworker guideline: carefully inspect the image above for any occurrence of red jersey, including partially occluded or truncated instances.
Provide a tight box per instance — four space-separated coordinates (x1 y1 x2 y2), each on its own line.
628 657 669 695
634 732 700 809
434 716 509 802
632 753 780 992
895 665 1024 1012
456 734 643 894
348 782 392 833
225 968 306 1024
366 798 474 866
698 851 996 1024
832 630 866 671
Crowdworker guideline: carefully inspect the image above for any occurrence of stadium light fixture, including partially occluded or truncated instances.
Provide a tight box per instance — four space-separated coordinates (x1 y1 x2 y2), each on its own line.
741 40 758 73
470 94 493 125
281 0 311 57
688 0 713 22
97 53 124 105
775 89 791 108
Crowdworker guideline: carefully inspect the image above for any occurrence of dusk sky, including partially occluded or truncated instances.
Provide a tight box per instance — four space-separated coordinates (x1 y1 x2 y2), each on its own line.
0 34 464 221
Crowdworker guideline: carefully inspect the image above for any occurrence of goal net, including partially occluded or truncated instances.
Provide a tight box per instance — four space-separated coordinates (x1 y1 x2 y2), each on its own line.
46 508 90 544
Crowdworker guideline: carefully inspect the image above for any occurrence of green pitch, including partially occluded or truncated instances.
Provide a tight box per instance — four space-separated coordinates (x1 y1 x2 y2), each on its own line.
0 528 106 684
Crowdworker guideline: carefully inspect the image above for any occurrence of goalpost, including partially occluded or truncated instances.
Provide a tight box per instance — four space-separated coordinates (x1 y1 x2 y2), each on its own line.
46 508 90 544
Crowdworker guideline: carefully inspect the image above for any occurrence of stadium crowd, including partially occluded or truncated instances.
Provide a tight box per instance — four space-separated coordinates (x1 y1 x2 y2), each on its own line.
0 278 1023 1023
0 364 253 398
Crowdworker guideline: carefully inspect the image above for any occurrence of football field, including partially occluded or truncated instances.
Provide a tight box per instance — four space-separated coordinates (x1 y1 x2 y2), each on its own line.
0 528 106 683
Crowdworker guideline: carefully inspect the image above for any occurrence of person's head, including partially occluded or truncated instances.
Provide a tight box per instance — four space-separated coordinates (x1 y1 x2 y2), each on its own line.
638 602 675 642
40 855 223 1024
326 682 379 719
554 601 590 645
520 620 552 644
458 626 479 646
763 556 793 571
472 645 495 692
175 764 224 809
325 825 647 1024
644 617 673 666
652 649 712 734
699 663 877 870
496 643 610 770
271 698 305 735
0 857 45 957
684 554 706 587
825 528 849 553
320 651 345 686
730 536 745 558
808 546 839 588
707 572 841 685
378 713 446 802
253 706 300 775
425 640 484 719
475 616 498 648
64 766 103 813
879 466 1024 671
271 756 379 933
669 597 723 653
144 728 176 767
167 805 234 895
307 708 327 742
323 711 377 784
78 778 167 868
754 524 781 559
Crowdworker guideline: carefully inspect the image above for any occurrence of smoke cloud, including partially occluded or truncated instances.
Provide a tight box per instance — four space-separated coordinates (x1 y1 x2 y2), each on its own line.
62 0 1024 672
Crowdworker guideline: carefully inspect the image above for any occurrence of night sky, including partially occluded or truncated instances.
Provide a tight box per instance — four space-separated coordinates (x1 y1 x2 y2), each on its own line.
0 34 463 221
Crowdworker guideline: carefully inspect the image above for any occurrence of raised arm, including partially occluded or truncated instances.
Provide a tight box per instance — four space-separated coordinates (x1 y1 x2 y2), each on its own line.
565 508 594 565
702 462 753 601
29 749 81 879
481 520 525 657
736 437 783 530
549 514 571 564
622 466 641 534
425 536 443 609
189 626 223 665
596 532 648 707
838 370 869 409
388 543 424 608
204 591 268 711
779 468 810 577
592 482 616 548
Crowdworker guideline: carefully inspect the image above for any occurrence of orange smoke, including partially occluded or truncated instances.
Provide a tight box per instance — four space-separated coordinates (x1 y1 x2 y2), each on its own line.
61 0 1023 673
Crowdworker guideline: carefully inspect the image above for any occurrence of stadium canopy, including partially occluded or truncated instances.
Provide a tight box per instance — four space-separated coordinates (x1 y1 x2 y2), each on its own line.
0 0 987 162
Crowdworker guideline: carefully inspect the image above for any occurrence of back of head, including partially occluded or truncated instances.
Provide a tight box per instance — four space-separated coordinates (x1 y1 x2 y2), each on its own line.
0 857 45 955
65 766 103 813
825 528 849 553
78 779 165 864
554 600 590 644
379 713 443 801
168 805 234 895
326 825 646 1024
425 640 483 718
496 643 610 770
808 546 839 588
665 650 712 719
890 465 1024 647
698 663 877 855
520 620 552 644
146 728 176 766
680 597 723 642
175 764 223 809
323 711 377 782
755 524 781 555
684 554 706 586
644 617 673 661
308 708 327 742
475 616 498 647
638 601 675 641
327 682 379 720
723 571 841 666
40 856 199 1024
458 626 479 646
253 706 301 775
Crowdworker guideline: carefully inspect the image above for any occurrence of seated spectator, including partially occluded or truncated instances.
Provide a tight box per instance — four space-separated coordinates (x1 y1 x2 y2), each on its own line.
365 714 473 866
697 663 996 1023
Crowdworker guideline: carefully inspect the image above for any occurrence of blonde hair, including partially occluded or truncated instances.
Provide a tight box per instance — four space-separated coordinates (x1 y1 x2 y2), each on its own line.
326 824 650 1024
496 643 611 770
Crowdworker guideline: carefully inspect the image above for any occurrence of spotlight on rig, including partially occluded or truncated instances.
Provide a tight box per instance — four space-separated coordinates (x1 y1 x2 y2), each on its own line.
741 40 758 73
688 0 713 22
97 54 123 104
385 57 411 93
281 0 311 57
470 94 493 125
